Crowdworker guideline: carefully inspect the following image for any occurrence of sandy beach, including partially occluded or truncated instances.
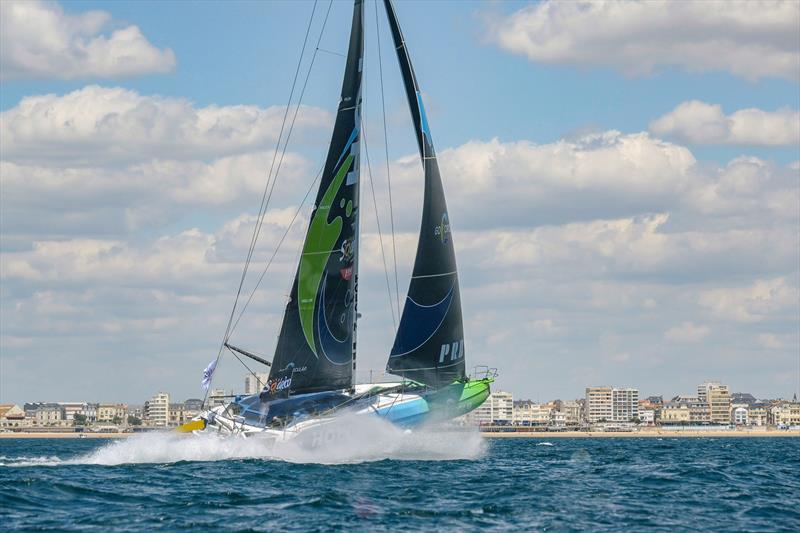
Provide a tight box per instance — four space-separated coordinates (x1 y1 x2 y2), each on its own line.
480 429 800 438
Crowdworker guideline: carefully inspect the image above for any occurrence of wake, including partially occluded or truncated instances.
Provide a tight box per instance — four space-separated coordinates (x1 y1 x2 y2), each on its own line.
1 414 485 467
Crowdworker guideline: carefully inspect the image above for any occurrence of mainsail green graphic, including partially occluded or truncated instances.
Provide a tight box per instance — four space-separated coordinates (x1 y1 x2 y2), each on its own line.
298 154 354 356
268 0 363 395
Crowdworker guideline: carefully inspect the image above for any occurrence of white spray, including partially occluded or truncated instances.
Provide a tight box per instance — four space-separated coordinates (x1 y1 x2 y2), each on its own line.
2 414 485 467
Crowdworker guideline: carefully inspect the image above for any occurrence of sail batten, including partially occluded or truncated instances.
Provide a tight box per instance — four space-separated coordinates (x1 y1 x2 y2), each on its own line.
267 0 364 396
383 0 466 388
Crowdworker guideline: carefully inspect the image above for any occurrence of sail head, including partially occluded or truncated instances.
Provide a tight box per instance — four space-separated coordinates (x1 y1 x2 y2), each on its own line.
268 0 364 396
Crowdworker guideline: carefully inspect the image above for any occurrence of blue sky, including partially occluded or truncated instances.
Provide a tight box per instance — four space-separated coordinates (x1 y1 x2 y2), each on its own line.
1 0 798 405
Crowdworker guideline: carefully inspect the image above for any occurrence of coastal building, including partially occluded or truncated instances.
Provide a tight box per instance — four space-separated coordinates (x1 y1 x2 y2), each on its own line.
561 400 583 426
244 373 270 395
24 403 43 418
666 396 710 424
731 405 749 425
168 403 186 426
698 382 731 425
585 386 639 423
512 401 549 426
127 405 145 421
639 397 663 422
97 404 128 423
209 389 228 407
748 404 768 426
468 391 513 425
770 403 800 427
144 392 170 427
34 403 65 426
550 410 567 428
58 402 97 422
165 399 204 427
661 400 691 424
585 387 613 423
612 388 639 422
0 404 28 429
638 409 656 426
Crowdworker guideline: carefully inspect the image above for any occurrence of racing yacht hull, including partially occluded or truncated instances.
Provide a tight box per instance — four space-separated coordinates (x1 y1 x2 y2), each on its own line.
181 378 493 441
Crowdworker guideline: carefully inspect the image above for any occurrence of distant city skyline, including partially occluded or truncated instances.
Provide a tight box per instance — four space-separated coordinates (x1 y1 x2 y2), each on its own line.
1 0 798 404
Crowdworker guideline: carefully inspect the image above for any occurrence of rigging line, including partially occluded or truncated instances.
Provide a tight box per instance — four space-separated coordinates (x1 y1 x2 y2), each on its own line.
204 1 319 402
258 0 335 250
225 0 319 345
232 0 330 326
316 47 345 58
227 348 267 390
361 120 397 333
374 0 401 320
360 55 397 332
227 165 324 339
224 0 334 344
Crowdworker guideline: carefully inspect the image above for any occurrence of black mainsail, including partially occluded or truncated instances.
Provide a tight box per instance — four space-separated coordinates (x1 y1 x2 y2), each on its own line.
383 0 466 388
267 0 364 396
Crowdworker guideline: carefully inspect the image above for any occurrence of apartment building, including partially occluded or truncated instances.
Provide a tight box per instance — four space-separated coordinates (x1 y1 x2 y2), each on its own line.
244 373 270 395
585 387 613 423
698 381 731 425
144 392 170 427
585 386 639 423
468 391 513 425
97 404 128 423
512 401 549 426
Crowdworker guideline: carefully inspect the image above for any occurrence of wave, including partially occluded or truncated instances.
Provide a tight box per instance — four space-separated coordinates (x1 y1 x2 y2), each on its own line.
2 414 485 467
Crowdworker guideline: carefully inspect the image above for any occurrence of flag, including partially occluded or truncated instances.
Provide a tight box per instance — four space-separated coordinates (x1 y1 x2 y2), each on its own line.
202 358 218 391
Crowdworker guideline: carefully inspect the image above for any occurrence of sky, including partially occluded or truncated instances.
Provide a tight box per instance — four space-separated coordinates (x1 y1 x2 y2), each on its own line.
1 0 798 405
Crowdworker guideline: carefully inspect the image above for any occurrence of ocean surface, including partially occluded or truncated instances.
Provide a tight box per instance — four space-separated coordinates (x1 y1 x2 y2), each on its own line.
1 426 799 531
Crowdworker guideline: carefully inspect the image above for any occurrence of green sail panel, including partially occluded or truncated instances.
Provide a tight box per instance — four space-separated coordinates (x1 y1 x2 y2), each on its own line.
383 0 466 389
268 0 363 396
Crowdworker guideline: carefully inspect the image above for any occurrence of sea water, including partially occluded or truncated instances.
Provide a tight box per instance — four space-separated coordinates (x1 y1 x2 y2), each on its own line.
1 427 799 531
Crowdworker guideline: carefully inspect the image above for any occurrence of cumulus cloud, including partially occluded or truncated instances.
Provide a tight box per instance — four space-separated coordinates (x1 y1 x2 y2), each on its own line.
380 132 796 236
650 101 800 146
382 131 698 231
0 0 176 81
0 150 314 239
698 278 799 323
1 86 331 166
2 91 798 402
486 0 800 81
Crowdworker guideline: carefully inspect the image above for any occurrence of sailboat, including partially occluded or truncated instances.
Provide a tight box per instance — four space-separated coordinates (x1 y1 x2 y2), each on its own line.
181 0 495 440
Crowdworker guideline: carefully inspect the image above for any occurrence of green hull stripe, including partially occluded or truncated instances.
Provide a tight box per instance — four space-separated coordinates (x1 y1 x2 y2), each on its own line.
298 154 354 356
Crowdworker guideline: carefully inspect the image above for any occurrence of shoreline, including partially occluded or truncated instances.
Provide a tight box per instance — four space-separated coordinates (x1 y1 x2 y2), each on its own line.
1 429 799 439
481 430 800 438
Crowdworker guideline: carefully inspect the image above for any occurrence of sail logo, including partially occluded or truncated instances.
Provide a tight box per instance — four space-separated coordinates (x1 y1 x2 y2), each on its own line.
266 375 292 394
439 340 463 363
433 213 450 244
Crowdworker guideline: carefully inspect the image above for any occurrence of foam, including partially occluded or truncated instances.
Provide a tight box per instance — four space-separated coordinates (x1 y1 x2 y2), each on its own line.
2 414 485 467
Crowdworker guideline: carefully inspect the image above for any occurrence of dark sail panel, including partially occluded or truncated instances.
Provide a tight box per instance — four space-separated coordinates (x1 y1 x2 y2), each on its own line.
383 0 466 388
269 0 363 395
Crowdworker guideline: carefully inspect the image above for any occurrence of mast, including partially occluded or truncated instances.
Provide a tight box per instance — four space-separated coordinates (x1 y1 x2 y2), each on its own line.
267 0 364 396
382 0 466 388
